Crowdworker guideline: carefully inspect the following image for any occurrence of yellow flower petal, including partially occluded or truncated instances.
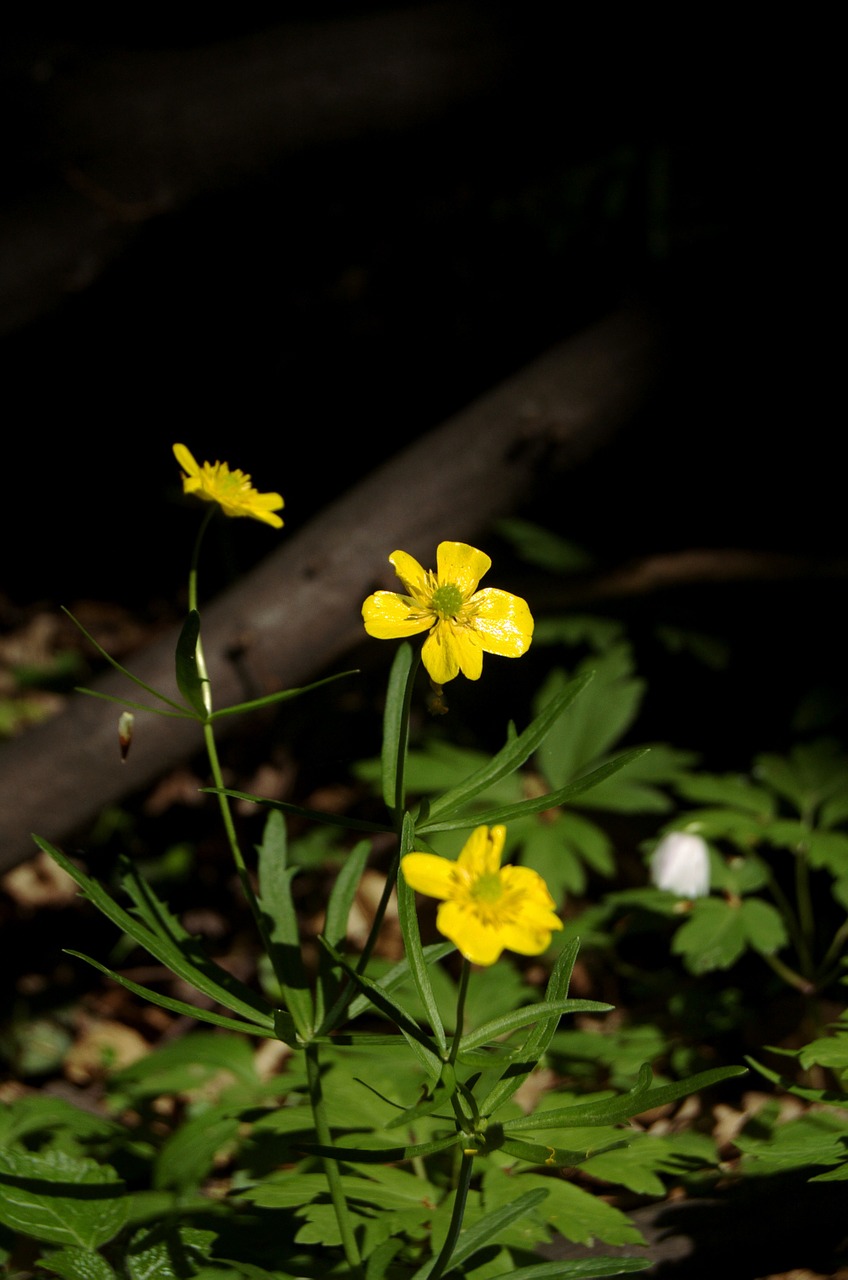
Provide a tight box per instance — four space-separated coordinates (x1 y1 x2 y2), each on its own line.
388 551 431 602
401 852 457 899
436 542 491 596
470 588 534 658
362 543 534 683
437 901 506 965
400 824 562 966
362 592 432 640
172 444 284 529
456 824 506 876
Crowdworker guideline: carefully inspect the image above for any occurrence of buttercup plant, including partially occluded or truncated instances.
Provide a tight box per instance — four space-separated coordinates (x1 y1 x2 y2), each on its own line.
10 446 747 1280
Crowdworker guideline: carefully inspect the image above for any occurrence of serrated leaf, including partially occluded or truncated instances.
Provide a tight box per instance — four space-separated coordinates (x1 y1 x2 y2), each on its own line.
256 811 313 1038
671 897 748 972
535 654 643 790
37 1247 119 1280
483 1169 645 1248
673 772 776 816
424 672 594 823
0 1150 127 1249
153 1109 241 1193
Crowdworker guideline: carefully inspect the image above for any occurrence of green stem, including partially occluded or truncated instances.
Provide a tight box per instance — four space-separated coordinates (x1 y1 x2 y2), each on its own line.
760 950 816 996
426 1151 475 1280
448 960 471 1068
189 509 283 987
763 865 811 976
305 1043 364 1278
318 646 422 1035
815 915 848 990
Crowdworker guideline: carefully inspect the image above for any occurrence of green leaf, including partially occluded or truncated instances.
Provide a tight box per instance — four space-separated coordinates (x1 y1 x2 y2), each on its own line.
63 951 283 1040
673 771 776 816
535 653 643 790
381 641 416 812
504 1065 745 1132
418 748 649 834
213 789 393 835
397 814 446 1052
34 842 274 1032
316 938 437 1054
672 896 787 972
423 671 595 823
671 897 748 972
488 1262 650 1279
0 1150 127 1249
494 518 595 573
317 839 372 1027
483 1167 645 1248
478 938 580 1117
256 811 314 1039
411 1187 550 1280
175 610 208 717
62 607 188 716
153 1109 241 1193
459 1000 613 1055
37 1247 119 1280
208 668 357 721
106 1032 259 1104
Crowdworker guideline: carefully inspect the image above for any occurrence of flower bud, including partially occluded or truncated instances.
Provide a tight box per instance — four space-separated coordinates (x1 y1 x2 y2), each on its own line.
118 712 134 763
650 831 710 898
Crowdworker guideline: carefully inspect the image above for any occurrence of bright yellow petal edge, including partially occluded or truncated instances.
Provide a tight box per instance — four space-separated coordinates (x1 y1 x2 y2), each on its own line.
173 443 284 529
361 543 533 682
401 825 562 966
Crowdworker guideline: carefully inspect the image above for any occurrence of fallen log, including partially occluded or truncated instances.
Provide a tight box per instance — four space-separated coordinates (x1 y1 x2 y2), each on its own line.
0 304 659 873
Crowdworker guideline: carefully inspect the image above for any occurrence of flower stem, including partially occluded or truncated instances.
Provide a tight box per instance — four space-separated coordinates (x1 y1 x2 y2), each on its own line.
305 1043 364 1278
448 960 471 1068
189 509 284 988
426 1150 475 1280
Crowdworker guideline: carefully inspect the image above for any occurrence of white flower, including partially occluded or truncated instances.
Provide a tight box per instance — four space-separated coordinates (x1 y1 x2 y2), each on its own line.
650 832 711 898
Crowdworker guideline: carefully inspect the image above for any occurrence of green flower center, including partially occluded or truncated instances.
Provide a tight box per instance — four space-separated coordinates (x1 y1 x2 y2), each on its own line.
471 872 504 904
430 583 464 618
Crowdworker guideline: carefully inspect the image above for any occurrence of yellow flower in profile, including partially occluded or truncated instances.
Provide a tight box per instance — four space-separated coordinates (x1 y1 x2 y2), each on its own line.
362 542 533 684
173 444 284 529
401 825 562 966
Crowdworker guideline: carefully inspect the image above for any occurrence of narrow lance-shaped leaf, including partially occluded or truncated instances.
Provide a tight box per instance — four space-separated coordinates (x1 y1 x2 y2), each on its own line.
397 811 447 1052
458 999 613 1055
175 610 208 717
424 672 594 823
478 937 580 1116
34 839 274 1031
316 838 372 1030
118 855 277 1023
410 1187 550 1280
65 951 285 1040
382 641 416 812
257 810 314 1040
419 747 649 833
503 1064 747 1132
317 936 439 1055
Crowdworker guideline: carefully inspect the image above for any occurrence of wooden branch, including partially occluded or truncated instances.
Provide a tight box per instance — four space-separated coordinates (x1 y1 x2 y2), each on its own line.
0 305 659 873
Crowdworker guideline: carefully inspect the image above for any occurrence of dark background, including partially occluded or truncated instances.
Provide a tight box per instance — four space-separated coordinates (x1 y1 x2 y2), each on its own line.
0 4 840 759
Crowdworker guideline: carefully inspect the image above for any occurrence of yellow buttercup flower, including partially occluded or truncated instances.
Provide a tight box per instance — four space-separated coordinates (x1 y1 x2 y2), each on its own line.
173 444 284 529
401 825 562 966
362 542 533 684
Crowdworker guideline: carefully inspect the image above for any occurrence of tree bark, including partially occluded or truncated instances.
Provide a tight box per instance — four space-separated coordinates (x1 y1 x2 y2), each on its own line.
0 304 659 873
